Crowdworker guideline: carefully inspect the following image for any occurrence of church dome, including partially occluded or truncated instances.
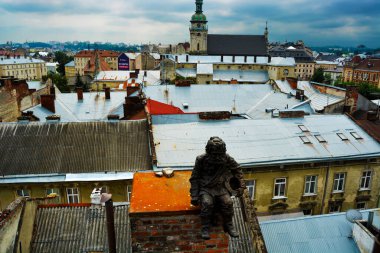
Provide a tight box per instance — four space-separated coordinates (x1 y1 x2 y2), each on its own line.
191 13 207 22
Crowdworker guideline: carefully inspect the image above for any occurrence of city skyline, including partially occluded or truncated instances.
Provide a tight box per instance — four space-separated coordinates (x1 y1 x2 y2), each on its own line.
0 0 379 48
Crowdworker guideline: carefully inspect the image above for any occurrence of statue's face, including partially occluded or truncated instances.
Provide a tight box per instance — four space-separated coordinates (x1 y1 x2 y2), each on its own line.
207 151 226 165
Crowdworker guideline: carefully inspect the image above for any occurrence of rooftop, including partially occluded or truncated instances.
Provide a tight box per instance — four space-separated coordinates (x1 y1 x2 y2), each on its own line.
207 34 267 56
31 204 130 253
151 115 380 169
0 57 45 65
25 91 127 122
144 84 309 118
259 209 379 253
171 54 295 66
0 120 151 176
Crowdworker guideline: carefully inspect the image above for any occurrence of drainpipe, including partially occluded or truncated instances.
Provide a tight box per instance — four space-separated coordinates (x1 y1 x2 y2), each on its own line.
320 164 330 214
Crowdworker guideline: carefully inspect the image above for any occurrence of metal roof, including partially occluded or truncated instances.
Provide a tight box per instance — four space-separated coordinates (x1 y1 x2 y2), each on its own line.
213 70 269 83
0 121 152 176
197 63 213 75
259 210 380 253
297 81 344 111
275 80 344 111
152 115 380 168
0 57 45 65
144 84 310 118
31 205 131 253
171 54 295 66
207 34 267 56
25 91 127 122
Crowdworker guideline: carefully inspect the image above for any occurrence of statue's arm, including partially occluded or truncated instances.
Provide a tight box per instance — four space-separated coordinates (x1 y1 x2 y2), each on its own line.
228 155 246 189
189 156 202 199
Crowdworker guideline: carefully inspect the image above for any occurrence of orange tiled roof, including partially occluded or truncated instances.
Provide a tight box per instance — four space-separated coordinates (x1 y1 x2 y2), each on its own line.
130 171 199 214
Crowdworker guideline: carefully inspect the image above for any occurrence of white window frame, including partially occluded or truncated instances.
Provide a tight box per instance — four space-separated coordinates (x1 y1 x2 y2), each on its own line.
246 180 256 200
66 187 80 204
46 188 60 196
273 178 286 199
333 173 345 193
304 175 317 195
16 189 30 197
360 171 372 190
126 184 132 203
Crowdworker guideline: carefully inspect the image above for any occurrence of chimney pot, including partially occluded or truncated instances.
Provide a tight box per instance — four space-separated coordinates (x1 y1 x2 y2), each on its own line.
254 56 257 63
76 87 83 100
105 87 111 99
40 94 55 113
221 55 224 62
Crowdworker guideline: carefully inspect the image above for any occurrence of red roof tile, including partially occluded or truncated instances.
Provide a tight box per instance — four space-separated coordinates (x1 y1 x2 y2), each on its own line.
146 99 184 115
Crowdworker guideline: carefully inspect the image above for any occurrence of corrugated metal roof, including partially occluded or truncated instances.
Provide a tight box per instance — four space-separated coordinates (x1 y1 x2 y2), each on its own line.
152 115 380 168
0 121 151 175
297 81 344 111
230 197 255 253
31 205 131 253
0 57 45 65
259 210 379 253
95 71 131 81
25 92 127 122
144 84 310 118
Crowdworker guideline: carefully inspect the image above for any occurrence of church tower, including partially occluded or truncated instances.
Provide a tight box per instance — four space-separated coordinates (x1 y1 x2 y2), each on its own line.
264 21 269 42
190 0 208 54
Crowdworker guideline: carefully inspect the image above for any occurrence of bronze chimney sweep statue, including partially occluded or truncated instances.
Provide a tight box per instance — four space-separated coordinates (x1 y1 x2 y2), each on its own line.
189 136 246 240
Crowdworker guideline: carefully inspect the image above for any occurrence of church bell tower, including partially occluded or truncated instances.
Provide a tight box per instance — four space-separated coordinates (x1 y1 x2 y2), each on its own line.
190 0 208 54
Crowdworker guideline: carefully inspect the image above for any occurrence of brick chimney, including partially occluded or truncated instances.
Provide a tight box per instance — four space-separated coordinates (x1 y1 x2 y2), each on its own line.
76 87 83 100
40 94 55 113
279 110 305 118
105 87 111 100
130 171 230 253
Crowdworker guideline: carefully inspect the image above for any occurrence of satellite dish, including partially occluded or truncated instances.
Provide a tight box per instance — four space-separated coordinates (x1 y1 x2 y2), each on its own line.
346 209 363 223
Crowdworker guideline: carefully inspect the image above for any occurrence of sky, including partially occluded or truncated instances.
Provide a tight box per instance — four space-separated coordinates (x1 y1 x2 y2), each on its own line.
0 0 379 48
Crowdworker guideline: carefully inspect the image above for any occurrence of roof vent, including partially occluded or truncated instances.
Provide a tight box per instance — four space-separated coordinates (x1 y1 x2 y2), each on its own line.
182 102 189 109
90 188 102 205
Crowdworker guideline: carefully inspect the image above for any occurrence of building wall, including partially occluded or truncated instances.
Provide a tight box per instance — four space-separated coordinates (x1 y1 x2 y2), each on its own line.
190 30 207 54
0 180 133 210
316 63 338 71
196 74 212 84
343 66 354 82
245 160 380 215
135 54 156 70
352 70 380 88
295 62 315 80
74 56 91 76
268 66 295 80
65 65 76 77
0 62 47 81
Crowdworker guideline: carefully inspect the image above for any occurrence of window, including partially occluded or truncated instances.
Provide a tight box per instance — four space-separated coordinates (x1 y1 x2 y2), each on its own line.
304 175 317 195
356 202 366 210
46 188 60 196
303 209 312 215
314 134 327 143
360 171 372 190
66 187 80 203
274 178 286 198
350 132 363 140
329 203 341 213
246 180 256 200
337 133 348 141
300 136 312 144
126 185 133 202
333 173 345 192
17 189 30 197
298 124 309 132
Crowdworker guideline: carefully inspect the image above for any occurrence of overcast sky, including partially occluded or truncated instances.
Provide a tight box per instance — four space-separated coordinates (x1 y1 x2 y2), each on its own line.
0 0 379 47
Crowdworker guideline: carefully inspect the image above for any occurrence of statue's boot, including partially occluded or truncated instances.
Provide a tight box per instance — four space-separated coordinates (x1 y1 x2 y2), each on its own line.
223 216 239 237
201 217 211 240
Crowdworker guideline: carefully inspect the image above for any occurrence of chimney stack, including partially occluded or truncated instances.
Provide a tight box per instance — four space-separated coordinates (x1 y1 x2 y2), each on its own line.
76 87 83 100
186 54 189 62
244 56 247 63
232 55 235 63
105 87 111 100
268 55 272 63
254 56 257 63
221 55 224 62
40 94 55 113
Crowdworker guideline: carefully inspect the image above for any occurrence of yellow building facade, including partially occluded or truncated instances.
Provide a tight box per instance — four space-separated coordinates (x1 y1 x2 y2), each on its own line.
0 57 47 80
0 180 132 210
245 159 380 216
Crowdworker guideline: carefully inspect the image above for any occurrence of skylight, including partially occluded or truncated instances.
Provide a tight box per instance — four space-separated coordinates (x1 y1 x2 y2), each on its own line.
300 136 312 144
314 135 327 143
337 133 348 141
298 125 309 132
350 132 363 140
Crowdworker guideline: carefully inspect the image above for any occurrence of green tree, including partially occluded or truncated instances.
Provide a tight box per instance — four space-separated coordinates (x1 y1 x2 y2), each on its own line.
42 73 71 93
54 51 74 75
324 73 332 85
311 68 325 83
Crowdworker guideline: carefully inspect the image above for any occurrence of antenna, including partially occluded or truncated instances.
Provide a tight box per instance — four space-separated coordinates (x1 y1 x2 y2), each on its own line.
346 209 363 223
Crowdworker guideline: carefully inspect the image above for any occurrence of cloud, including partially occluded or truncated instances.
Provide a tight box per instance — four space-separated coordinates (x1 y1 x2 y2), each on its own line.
0 0 379 47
